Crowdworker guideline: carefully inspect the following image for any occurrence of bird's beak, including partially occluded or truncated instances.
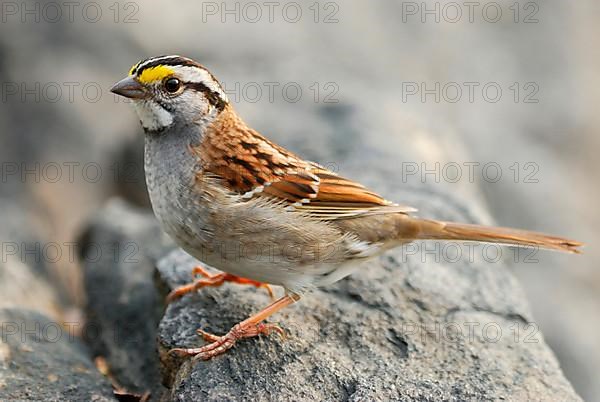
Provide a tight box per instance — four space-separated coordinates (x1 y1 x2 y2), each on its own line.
110 76 147 99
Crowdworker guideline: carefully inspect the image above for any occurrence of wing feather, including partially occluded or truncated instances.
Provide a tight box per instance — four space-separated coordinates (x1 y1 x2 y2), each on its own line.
196 113 415 220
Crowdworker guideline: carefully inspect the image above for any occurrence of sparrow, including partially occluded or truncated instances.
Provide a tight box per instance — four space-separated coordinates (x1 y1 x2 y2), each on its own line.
111 55 582 360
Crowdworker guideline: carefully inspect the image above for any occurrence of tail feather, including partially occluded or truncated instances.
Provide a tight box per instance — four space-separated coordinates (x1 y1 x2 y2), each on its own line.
412 219 583 254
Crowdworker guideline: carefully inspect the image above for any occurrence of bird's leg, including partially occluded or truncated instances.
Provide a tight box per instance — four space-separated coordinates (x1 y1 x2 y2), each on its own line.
170 294 300 360
221 273 275 300
166 265 275 302
166 265 227 303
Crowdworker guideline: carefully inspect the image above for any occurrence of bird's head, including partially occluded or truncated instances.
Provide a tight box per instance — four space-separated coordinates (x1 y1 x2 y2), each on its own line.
111 55 228 131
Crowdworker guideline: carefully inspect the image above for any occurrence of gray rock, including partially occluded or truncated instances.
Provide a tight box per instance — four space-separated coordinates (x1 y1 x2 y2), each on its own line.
79 199 175 399
0 197 66 320
0 308 115 401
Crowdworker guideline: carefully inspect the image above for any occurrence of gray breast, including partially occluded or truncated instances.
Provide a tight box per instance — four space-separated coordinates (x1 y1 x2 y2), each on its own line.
144 126 212 253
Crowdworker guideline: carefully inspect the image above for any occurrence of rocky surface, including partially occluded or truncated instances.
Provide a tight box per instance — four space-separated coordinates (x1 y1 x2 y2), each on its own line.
0 199 117 401
0 198 66 320
0 308 115 401
79 199 174 399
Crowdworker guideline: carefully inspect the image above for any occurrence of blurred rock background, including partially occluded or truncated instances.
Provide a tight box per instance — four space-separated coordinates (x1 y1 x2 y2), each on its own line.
0 0 598 400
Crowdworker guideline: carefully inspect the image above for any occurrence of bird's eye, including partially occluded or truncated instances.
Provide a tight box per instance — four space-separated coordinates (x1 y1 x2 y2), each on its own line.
164 77 181 93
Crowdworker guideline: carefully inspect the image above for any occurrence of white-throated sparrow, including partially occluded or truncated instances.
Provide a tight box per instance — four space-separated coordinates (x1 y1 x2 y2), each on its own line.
111 55 582 360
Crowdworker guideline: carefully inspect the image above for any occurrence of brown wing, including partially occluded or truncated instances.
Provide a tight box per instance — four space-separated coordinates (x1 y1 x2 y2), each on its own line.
211 153 415 220
195 107 415 220
275 165 416 220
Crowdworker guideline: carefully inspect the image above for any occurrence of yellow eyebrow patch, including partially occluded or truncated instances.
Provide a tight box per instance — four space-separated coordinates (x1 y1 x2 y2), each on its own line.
128 61 141 75
137 65 175 84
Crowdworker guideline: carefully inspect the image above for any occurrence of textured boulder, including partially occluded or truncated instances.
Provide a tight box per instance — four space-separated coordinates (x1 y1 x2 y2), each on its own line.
79 199 174 399
0 198 66 319
0 308 115 401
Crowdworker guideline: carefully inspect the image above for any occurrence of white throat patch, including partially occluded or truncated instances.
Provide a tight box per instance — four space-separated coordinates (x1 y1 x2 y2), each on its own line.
132 100 173 131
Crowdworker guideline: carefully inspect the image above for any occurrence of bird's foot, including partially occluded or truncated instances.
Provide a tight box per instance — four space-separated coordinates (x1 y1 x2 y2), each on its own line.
169 322 285 360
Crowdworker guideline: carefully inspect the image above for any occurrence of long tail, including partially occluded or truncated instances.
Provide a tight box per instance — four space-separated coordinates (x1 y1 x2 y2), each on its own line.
409 218 583 254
